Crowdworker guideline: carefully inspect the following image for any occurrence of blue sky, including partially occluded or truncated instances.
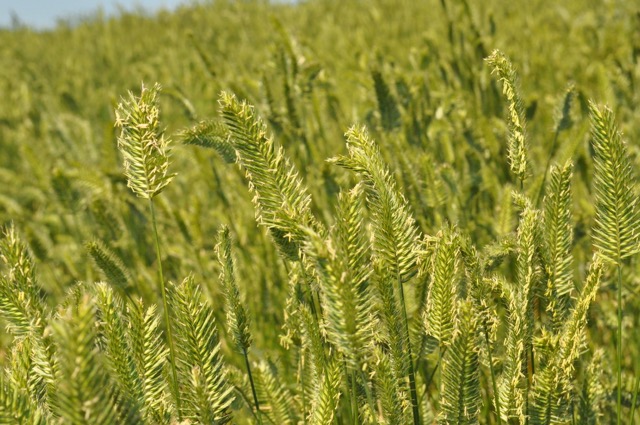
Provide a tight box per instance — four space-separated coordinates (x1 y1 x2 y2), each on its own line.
0 0 192 29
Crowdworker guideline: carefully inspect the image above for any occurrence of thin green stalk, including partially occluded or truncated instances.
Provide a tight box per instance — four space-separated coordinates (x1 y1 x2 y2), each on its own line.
149 199 181 417
357 368 377 423
396 273 420 425
630 374 640 424
299 347 308 425
312 288 324 322
524 190 532 425
526 346 532 425
617 263 623 425
414 336 428 377
300 262 321 326
437 344 443 411
235 385 276 425
423 346 446 405
350 370 358 424
243 348 263 425
483 322 502 425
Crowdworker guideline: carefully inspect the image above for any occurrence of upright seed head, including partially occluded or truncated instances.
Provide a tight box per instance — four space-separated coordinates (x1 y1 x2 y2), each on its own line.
115 82 176 199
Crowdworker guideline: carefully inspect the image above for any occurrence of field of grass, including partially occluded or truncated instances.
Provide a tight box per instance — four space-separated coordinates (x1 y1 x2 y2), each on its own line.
1 0 640 423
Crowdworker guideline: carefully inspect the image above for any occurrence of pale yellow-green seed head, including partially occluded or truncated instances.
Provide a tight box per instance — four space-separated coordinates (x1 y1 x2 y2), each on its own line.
115 83 176 199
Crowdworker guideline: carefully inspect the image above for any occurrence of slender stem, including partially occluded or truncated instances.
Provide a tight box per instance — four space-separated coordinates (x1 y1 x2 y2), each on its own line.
149 199 181 417
525 214 533 425
438 344 443 409
630 374 640 424
243 348 263 425
414 335 428 379
300 263 321 326
526 341 533 425
350 370 358 424
299 347 307 425
425 347 447 398
483 322 502 425
396 273 420 425
357 368 377 423
312 288 324 322
235 385 276 425
617 262 623 425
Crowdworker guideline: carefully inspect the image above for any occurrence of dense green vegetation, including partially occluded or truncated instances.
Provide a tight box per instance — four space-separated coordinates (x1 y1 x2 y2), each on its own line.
1 0 640 423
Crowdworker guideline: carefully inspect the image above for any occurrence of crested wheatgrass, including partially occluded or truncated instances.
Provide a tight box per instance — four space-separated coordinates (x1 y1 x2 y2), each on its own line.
114 83 181 418
1 3 639 423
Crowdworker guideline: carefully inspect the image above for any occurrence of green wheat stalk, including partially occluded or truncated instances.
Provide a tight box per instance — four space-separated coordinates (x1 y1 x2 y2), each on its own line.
588 101 640 425
331 124 421 425
114 82 180 416
215 225 262 424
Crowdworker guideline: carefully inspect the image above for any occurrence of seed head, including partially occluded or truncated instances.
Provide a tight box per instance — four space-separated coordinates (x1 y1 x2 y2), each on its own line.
115 83 176 199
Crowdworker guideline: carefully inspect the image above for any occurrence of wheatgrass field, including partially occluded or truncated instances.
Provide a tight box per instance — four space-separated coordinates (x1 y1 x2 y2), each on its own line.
1 0 640 423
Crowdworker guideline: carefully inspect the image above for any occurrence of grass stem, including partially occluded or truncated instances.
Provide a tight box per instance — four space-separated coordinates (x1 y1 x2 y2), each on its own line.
149 199 181 417
397 273 420 425
483 322 502 425
350 369 358 424
243 348 263 425
617 262 623 425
